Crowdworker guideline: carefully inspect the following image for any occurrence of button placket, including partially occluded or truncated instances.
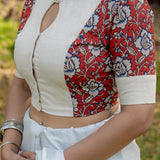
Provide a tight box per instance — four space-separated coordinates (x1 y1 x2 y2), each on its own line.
32 33 42 111
31 0 63 111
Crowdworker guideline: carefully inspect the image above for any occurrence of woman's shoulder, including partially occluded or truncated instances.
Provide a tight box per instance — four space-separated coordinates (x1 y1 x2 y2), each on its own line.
17 0 36 34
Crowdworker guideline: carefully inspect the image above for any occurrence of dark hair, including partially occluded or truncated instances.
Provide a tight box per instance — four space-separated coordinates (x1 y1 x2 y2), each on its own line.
147 0 160 5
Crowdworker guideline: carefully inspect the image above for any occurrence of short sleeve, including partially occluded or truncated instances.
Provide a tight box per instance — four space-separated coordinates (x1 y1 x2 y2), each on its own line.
15 70 24 79
109 0 156 105
14 1 34 79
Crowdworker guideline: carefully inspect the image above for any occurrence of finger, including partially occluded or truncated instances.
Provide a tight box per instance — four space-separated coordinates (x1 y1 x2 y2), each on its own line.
19 157 30 160
20 150 36 159
20 150 36 160
15 154 30 160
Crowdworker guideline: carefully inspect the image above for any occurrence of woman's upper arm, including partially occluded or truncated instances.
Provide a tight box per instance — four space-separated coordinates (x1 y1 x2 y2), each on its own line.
121 103 155 133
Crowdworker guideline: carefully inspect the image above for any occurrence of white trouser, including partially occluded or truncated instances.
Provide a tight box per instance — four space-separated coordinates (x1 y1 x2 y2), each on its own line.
20 105 141 160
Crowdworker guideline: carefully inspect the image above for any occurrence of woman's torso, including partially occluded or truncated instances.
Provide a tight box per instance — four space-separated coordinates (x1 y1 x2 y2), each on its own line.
14 0 119 117
14 0 156 118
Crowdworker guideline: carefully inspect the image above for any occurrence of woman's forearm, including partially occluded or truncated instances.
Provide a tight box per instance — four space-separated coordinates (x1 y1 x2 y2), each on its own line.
64 104 155 160
2 76 31 153
5 76 31 120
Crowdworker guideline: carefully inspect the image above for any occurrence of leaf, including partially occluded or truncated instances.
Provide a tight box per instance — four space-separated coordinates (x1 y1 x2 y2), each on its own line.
87 56 95 63
132 29 136 40
136 2 142 10
104 19 110 25
79 46 86 55
102 5 106 14
138 55 145 64
127 47 136 55
85 96 93 103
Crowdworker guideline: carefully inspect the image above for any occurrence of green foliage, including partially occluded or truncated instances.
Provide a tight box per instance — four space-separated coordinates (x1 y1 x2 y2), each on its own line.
156 60 160 95
136 107 160 160
154 23 160 43
0 18 19 68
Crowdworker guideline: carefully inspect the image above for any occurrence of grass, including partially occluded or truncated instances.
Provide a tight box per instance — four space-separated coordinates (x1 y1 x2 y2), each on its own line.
136 101 160 160
156 60 160 95
0 18 19 69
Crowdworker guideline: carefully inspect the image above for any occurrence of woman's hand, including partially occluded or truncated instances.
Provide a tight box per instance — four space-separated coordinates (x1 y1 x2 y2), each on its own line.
20 150 36 160
1 145 33 160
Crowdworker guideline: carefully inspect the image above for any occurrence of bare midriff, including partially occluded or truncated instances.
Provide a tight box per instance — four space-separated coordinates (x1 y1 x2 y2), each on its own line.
29 103 119 129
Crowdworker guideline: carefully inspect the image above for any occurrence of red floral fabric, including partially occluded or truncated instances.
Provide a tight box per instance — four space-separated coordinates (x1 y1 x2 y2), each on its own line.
109 0 155 77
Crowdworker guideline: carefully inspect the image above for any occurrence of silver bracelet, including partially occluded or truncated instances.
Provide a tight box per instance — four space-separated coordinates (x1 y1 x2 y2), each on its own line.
0 119 24 133
0 141 20 151
0 123 24 133
4 119 23 125
0 119 24 141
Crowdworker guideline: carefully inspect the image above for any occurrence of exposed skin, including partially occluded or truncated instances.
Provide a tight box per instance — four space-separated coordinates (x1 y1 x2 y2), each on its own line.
2 2 155 160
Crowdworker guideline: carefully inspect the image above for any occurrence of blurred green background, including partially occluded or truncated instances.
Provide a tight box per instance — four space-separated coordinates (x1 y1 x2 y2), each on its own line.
0 1 160 160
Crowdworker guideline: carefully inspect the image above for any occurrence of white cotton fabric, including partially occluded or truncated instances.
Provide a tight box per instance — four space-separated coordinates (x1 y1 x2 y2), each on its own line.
20 106 141 160
116 75 157 105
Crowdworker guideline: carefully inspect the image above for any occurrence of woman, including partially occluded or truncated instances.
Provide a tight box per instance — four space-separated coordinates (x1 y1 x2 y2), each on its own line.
1 0 156 159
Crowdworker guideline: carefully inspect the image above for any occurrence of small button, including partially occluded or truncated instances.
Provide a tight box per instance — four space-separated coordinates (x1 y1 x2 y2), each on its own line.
39 122 43 125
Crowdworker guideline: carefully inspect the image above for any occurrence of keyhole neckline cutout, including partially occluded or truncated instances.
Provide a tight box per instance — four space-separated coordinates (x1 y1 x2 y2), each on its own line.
38 1 61 36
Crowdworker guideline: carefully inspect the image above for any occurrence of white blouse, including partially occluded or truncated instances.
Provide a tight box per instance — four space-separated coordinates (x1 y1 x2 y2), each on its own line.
14 0 156 117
